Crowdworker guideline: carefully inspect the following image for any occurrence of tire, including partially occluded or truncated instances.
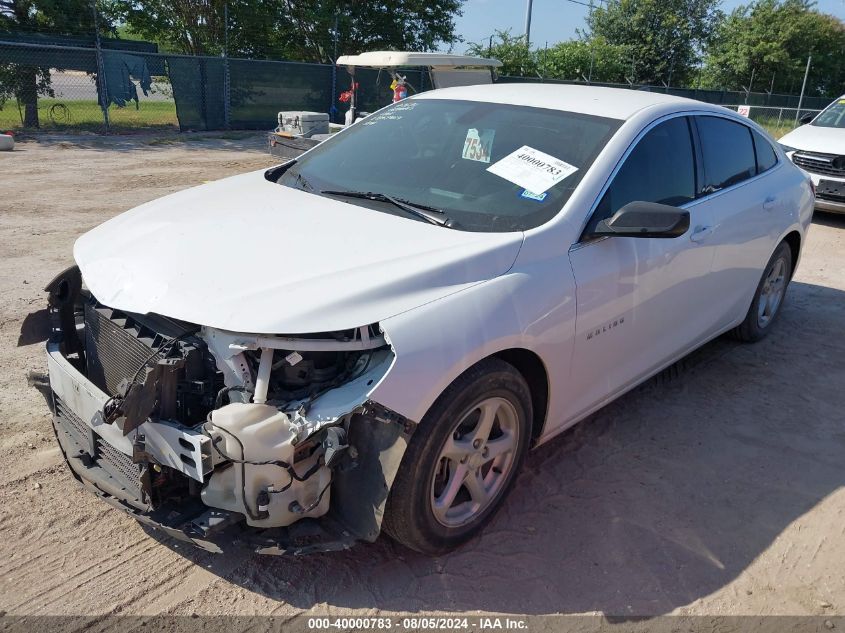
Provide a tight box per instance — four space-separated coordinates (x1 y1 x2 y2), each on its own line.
734 241 792 342
383 358 532 554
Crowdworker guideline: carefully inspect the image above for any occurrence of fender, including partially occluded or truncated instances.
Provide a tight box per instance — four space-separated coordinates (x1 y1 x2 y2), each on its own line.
371 249 578 437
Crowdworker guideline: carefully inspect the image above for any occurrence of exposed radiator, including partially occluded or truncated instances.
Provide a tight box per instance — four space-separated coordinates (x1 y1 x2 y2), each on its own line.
84 301 168 396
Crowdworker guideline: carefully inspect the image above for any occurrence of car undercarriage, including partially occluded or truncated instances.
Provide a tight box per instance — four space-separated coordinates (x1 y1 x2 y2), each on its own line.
45 265 415 555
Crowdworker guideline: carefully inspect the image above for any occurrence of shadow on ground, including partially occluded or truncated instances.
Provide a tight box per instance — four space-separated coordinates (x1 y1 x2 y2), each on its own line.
143 276 845 616
812 210 845 229
16 131 270 154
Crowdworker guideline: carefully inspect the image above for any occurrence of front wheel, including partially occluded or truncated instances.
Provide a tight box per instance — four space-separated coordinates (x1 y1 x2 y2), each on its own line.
734 241 792 342
383 358 532 554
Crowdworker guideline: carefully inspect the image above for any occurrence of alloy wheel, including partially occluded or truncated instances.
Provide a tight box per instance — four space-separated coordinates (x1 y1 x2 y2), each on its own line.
757 256 787 328
430 397 519 528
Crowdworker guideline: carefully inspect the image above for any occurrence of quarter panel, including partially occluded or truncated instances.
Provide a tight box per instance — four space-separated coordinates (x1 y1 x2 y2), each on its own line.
702 161 811 326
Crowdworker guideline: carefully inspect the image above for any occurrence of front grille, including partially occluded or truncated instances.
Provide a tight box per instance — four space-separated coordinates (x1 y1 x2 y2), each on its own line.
54 394 93 454
792 152 845 177
96 437 143 494
84 302 168 396
53 392 145 504
818 192 845 203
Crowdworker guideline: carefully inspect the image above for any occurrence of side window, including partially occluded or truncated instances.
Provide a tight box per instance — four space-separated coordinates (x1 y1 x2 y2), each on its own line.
696 116 756 191
587 117 696 234
752 129 778 174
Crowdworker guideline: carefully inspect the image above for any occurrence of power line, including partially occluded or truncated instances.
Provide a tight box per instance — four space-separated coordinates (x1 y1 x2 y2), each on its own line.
524 0 607 43
561 0 607 8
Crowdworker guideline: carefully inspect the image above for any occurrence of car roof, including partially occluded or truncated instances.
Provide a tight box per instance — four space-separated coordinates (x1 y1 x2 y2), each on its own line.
413 82 715 120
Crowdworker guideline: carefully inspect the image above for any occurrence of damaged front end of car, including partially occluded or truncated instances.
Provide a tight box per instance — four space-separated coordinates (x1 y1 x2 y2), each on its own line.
44 265 415 555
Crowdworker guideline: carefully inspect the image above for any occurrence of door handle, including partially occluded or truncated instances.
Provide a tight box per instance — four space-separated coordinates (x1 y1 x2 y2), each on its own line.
763 196 777 210
690 225 713 243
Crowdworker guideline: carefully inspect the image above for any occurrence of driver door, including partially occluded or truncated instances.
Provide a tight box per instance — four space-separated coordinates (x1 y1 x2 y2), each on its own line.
563 115 723 421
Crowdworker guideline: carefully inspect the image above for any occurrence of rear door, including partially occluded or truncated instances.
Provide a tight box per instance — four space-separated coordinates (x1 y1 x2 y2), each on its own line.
690 115 787 327
564 115 722 421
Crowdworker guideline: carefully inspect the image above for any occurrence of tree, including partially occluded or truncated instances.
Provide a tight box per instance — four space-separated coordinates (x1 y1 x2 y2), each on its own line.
103 0 273 56
703 0 845 95
543 38 630 83
295 0 463 64
0 0 106 127
583 0 723 86
108 0 463 62
465 30 538 77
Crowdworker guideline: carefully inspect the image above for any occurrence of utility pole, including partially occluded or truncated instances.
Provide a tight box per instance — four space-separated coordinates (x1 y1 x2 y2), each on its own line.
587 0 595 82
524 0 533 47
542 41 548 79
795 53 812 123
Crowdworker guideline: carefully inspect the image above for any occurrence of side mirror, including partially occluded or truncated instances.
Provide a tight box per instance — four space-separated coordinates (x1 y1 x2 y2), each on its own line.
590 201 690 239
799 112 815 125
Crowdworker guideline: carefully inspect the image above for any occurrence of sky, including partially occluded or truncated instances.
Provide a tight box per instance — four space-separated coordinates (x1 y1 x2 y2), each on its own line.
449 0 845 52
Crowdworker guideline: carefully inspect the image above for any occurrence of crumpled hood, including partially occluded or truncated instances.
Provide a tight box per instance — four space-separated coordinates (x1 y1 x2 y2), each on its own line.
74 170 523 334
779 124 845 155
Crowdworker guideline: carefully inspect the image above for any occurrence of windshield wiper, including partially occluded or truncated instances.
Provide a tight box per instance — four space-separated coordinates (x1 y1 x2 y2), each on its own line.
321 190 454 227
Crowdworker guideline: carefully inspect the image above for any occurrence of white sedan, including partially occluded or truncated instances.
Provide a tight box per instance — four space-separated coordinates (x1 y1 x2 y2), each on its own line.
778 95 845 214
45 84 814 555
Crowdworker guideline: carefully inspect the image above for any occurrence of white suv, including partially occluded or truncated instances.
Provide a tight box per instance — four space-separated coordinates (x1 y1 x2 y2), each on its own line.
779 95 845 214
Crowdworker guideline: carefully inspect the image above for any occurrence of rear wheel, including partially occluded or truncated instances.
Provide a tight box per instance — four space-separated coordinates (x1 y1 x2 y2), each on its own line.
383 358 531 554
734 241 792 342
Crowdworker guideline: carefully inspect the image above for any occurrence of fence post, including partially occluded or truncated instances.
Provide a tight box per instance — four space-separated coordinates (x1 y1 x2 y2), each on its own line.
222 2 231 129
795 54 811 124
330 12 339 123
91 1 110 131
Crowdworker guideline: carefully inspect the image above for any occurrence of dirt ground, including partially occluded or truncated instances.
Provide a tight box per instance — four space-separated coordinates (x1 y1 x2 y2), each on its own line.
1 134 844 621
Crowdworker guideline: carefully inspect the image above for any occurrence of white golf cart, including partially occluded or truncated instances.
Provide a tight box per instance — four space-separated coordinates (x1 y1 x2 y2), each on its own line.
268 51 502 159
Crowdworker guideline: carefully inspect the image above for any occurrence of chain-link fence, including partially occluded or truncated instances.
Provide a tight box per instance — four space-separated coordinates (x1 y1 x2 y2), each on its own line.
0 40 177 132
723 105 823 139
494 75 835 110
0 35 838 134
0 38 437 133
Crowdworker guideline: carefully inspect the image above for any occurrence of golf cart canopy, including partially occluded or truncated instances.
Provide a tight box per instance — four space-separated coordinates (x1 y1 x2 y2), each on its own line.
335 51 502 69
336 51 502 89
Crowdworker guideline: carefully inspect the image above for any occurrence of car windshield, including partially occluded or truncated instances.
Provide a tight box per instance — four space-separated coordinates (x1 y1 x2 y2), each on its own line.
811 98 845 128
277 99 622 232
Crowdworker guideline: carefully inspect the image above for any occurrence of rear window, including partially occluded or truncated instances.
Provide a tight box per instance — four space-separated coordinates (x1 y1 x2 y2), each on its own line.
696 116 756 192
752 130 778 174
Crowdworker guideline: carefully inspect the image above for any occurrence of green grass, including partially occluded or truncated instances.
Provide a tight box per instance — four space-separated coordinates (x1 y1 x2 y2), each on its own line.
0 98 178 132
752 116 799 140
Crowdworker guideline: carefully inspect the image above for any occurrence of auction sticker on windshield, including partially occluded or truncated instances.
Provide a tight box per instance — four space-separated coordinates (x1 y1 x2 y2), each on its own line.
486 145 578 194
462 128 495 163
